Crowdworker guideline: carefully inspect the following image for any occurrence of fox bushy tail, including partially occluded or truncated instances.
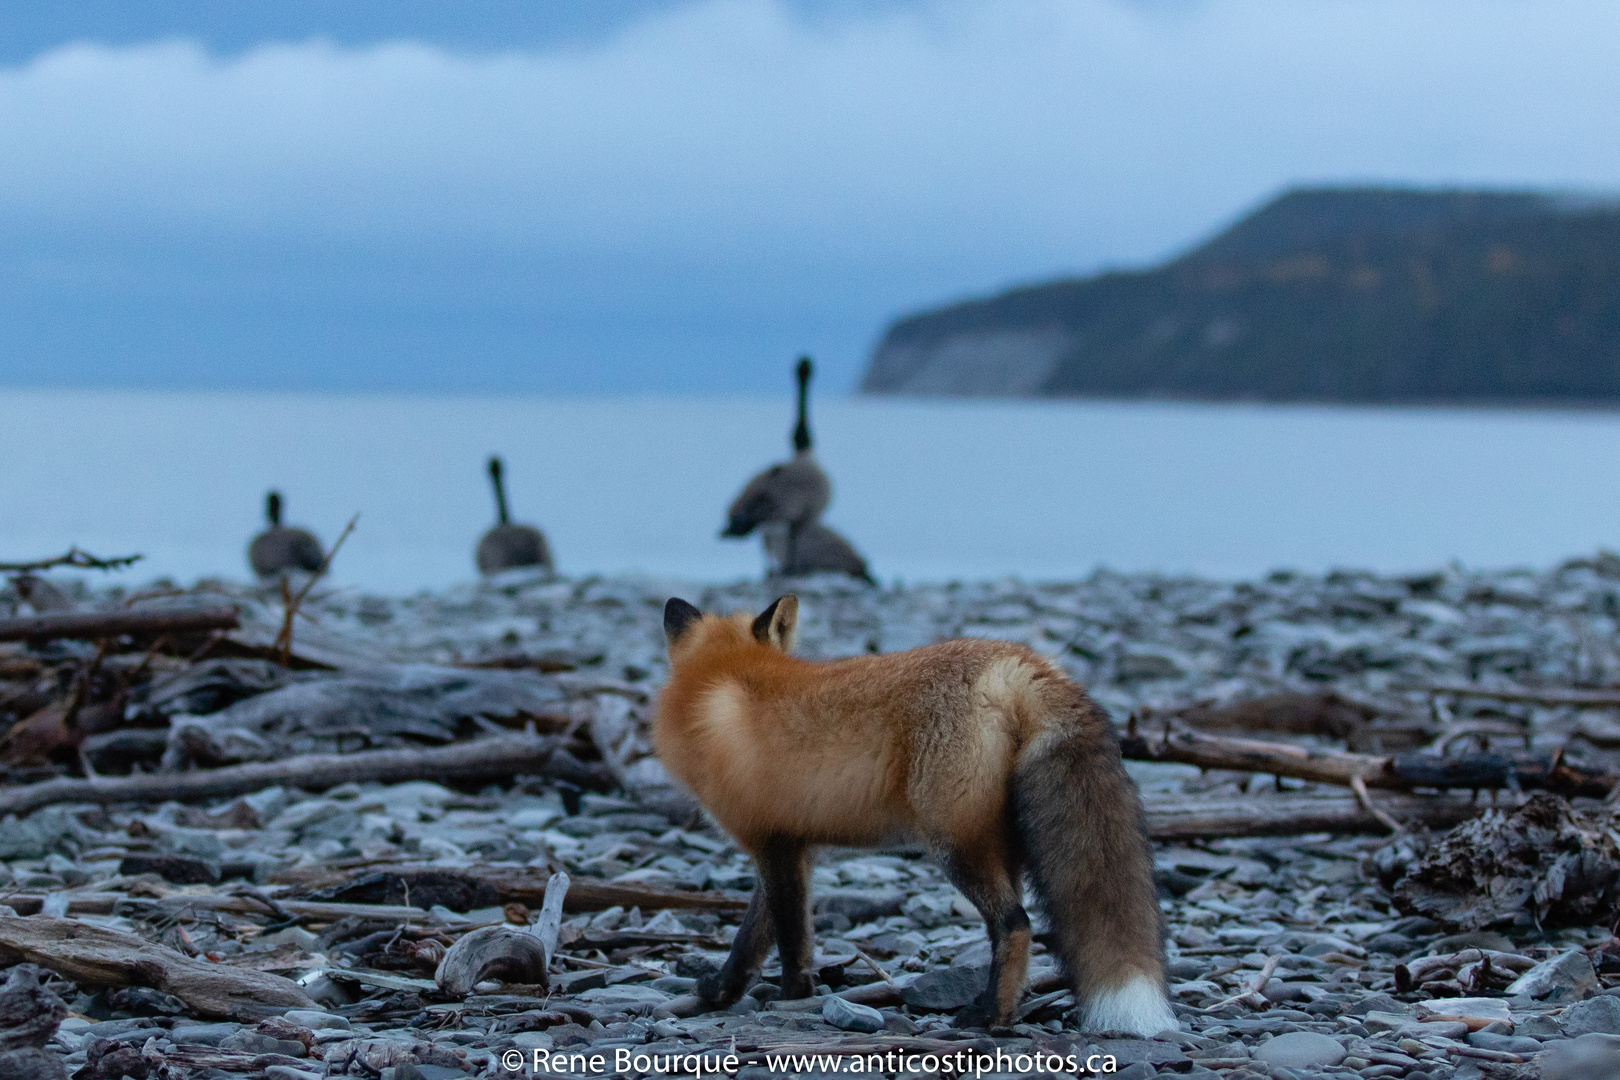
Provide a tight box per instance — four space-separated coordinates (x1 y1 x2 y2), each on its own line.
1013 687 1176 1036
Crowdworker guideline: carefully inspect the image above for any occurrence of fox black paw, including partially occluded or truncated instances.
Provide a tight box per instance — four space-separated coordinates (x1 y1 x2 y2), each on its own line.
778 974 815 1000
695 967 753 1007
952 1003 1001 1031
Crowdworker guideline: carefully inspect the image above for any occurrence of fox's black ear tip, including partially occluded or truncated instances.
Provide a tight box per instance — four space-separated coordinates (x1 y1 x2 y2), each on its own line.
664 598 703 642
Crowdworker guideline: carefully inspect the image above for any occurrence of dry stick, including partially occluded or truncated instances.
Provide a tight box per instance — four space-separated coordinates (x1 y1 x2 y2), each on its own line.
1349 774 1403 834
1419 681 1620 707
1204 953 1281 1012
274 512 359 666
0 731 561 817
0 548 143 574
850 944 896 987
0 606 240 644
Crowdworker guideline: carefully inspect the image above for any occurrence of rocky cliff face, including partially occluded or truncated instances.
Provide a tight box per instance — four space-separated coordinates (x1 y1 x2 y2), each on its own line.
862 188 1620 403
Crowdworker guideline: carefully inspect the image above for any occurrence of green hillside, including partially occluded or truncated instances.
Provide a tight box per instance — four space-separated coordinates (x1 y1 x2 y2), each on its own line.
862 188 1620 404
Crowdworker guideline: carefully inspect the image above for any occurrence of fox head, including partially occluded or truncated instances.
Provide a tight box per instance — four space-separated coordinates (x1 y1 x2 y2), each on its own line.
663 594 799 661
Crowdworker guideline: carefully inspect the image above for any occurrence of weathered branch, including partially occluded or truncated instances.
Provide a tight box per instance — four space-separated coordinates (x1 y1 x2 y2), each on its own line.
268 862 753 914
1120 722 1618 798
0 732 563 816
0 549 142 574
0 606 239 644
1420 681 1620 707
1141 788 1488 839
0 915 312 1020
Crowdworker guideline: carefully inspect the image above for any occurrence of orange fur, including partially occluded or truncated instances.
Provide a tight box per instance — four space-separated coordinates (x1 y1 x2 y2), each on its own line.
657 613 1054 854
654 595 1175 1034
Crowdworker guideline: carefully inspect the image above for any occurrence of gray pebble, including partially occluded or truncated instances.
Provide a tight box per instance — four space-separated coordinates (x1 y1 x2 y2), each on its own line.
821 995 885 1033
1466 1031 1545 1054
1252 1031 1346 1069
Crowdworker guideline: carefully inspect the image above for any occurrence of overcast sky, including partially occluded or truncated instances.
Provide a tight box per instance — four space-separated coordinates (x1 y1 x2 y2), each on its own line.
0 0 1615 394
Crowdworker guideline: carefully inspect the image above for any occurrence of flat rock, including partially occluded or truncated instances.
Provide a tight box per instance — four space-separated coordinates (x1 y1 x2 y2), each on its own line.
821 995 885 1033
1252 1031 1346 1069
221 1030 307 1056
1467 1031 1545 1054
169 1022 243 1046
575 984 672 1008
1507 949 1601 1001
1361 1010 1411 1034
282 1010 349 1031
117 853 221 885
1562 994 1620 1037
898 965 988 1011
1415 996 1512 1026
1540 1033 1620 1080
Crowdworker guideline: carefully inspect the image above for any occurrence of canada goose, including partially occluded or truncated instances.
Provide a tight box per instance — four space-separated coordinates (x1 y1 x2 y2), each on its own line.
721 357 831 538
247 491 325 578
476 456 553 575
762 520 874 583
721 357 872 582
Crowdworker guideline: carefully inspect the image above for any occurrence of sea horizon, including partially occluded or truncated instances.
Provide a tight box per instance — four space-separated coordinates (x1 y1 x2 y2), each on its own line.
6 387 1620 595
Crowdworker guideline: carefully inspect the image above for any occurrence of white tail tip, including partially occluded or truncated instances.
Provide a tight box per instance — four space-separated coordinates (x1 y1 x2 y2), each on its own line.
1080 975 1178 1037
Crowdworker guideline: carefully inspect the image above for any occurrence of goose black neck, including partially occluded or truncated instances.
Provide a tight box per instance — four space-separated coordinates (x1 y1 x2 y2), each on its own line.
793 355 812 453
266 491 282 527
488 457 510 524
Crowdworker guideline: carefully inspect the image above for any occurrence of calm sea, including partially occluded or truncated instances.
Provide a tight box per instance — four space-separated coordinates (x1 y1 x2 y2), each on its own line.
3 389 1619 593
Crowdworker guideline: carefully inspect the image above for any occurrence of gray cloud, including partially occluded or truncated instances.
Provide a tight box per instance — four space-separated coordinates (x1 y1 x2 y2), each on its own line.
0 0 1616 392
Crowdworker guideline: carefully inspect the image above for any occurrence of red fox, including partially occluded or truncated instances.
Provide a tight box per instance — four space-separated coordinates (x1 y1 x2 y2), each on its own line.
654 594 1175 1035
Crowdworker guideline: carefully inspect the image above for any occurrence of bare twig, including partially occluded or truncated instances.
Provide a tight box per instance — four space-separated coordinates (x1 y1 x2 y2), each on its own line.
1349 774 1403 834
1204 953 1281 1012
850 944 895 987
274 513 358 666
0 548 143 574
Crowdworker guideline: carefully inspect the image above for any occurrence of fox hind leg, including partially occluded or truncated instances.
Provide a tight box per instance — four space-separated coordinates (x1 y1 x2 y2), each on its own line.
696 837 814 1006
758 837 816 999
941 843 1030 1029
697 884 773 1006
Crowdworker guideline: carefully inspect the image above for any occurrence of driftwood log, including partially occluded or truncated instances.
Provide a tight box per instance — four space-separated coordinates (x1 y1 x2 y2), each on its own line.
269 861 754 914
435 871 569 995
1142 788 1486 838
0 916 312 1020
1120 722 1618 798
0 606 239 644
0 732 569 816
1160 691 1436 751
3 877 753 921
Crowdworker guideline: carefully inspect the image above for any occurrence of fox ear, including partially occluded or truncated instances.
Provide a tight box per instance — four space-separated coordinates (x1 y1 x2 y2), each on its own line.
751 594 799 651
664 598 703 645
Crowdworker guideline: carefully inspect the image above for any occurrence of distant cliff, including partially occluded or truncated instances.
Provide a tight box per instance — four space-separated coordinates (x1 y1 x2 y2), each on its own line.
862 188 1620 404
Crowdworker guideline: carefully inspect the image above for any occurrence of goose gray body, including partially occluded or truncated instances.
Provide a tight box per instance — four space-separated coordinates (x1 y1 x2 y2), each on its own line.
477 523 552 574
248 492 324 578
722 450 831 538
477 456 553 574
721 356 871 582
762 520 873 582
